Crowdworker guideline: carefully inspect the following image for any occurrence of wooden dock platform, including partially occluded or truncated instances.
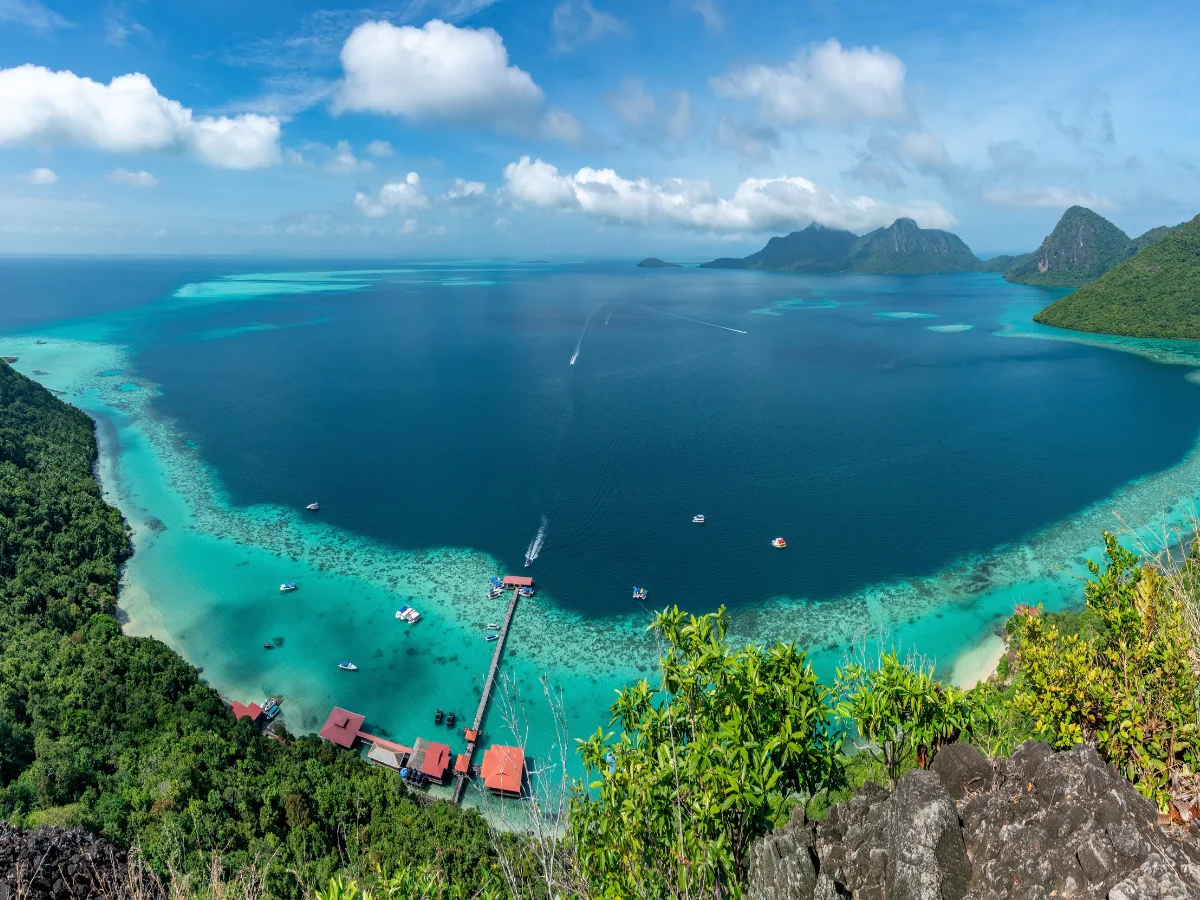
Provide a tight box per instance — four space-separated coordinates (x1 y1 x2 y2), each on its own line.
452 586 521 803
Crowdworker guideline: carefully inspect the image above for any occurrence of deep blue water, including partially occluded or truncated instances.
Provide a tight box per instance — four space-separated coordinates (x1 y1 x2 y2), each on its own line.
9 259 1200 619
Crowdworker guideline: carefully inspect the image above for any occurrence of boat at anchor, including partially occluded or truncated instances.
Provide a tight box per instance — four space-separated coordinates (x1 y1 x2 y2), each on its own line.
337 661 357 671
306 502 319 511
280 581 297 592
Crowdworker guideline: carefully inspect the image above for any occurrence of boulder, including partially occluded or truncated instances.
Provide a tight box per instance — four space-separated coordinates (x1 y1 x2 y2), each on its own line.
0 823 161 900
745 742 1200 899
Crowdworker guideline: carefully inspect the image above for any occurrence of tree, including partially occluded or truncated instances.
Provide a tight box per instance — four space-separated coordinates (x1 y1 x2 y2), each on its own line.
835 649 973 787
1012 532 1200 810
570 606 843 899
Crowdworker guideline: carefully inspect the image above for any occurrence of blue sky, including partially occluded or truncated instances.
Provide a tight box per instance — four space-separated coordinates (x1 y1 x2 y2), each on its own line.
1 0 1197 257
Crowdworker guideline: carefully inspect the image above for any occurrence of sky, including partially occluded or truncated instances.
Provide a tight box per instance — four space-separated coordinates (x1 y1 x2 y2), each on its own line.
0 0 1197 258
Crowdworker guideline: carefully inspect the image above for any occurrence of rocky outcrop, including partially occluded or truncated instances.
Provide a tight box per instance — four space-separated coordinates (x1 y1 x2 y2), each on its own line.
746 741 1200 900
0 823 161 900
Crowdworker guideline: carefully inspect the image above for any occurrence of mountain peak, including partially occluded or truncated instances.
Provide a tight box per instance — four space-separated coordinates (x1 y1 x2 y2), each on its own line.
1005 207 1132 288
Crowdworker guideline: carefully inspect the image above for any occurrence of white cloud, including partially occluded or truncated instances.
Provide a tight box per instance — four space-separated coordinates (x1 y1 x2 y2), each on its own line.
712 39 907 126
981 186 1117 211
503 156 955 233
551 0 626 52
335 20 543 129
443 177 488 201
0 0 71 32
23 167 58 185
401 217 419 234
607 79 693 143
687 0 723 33
324 140 373 174
364 139 394 157
537 106 584 143
107 167 158 188
0 65 282 169
354 171 429 217
494 217 510 230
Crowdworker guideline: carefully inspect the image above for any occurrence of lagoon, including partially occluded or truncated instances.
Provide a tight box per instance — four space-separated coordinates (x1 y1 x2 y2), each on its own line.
6 258 1200 789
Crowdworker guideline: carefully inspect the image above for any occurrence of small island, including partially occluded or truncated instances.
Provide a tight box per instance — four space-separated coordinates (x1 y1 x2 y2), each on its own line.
636 258 681 268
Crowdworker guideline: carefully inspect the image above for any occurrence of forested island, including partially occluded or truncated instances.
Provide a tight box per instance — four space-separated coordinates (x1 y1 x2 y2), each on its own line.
1034 214 1200 339
3 360 1200 898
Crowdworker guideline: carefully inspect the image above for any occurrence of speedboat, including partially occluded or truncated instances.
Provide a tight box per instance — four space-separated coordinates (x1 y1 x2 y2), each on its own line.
337 661 357 671
518 586 535 597
306 502 319 511
280 581 297 592
693 514 705 524
435 708 444 724
486 587 503 600
632 587 648 600
446 712 457 727
262 697 281 720
771 537 787 549
488 577 504 588
486 634 499 642
486 623 501 630
524 554 533 567
395 605 420 623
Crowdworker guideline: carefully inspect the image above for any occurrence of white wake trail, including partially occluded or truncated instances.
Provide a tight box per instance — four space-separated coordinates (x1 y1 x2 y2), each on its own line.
525 515 548 565
569 308 601 365
640 304 747 334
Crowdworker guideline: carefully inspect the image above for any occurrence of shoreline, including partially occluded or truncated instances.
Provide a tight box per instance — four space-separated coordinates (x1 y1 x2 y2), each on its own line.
6 275 1200 780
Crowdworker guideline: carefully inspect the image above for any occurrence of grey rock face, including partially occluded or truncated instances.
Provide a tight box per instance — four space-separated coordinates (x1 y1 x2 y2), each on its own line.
0 823 162 900
745 742 1200 900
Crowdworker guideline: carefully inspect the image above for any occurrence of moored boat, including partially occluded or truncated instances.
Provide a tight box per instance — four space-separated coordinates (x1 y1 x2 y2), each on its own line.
446 712 456 727
337 661 357 671
486 634 499 642
395 605 420 623
435 708 444 724
262 697 281 720
306 502 319 511
280 581 297 592
693 514 705 524
632 586 648 600
518 586 535 597
771 537 787 549
486 623 501 630
486 586 503 600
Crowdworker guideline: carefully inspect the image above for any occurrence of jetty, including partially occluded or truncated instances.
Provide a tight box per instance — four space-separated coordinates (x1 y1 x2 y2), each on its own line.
451 577 527 802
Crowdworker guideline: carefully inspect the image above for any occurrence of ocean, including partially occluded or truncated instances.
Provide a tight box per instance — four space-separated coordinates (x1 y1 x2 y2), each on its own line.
6 257 1200 801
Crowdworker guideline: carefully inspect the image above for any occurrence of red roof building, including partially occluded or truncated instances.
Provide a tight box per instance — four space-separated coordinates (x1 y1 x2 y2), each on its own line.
409 738 452 783
231 701 263 723
502 575 533 587
319 707 366 748
454 753 471 775
481 745 525 797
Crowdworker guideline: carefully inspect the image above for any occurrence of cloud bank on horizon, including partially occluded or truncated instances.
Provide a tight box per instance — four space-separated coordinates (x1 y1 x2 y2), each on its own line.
0 0 1196 255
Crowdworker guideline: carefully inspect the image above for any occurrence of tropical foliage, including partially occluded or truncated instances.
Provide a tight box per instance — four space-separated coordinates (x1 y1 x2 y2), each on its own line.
1033 213 1200 339
0 363 499 897
1010 532 1200 809
570 606 842 899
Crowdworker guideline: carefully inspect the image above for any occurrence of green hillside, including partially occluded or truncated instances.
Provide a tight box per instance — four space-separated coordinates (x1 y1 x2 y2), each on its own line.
699 219 979 274
1005 206 1132 287
1033 214 1200 339
842 218 980 274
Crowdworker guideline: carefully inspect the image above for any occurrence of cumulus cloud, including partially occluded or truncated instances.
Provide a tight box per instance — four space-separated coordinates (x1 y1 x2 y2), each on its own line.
364 139 394 157
982 186 1117 211
686 0 723 33
443 177 488 201
502 156 955 233
551 0 626 52
354 172 429 217
23 167 58 185
712 39 907 126
335 19 578 143
0 65 282 168
0 0 72 33
107 167 157 187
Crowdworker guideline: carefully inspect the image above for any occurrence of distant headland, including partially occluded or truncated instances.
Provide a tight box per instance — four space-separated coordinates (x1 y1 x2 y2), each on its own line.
636 257 681 268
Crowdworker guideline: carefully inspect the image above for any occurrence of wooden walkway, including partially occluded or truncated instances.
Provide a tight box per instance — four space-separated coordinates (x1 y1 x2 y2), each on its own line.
452 587 521 803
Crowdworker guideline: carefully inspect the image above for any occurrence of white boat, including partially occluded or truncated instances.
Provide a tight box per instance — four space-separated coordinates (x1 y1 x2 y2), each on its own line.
772 537 787 549
693 514 705 524
632 587 648 600
337 661 358 671
486 623 501 630
395 605 421 623
486 635 499 642
306 502 319 511
280 581 297 592
486 587 503 600
261 697 281 720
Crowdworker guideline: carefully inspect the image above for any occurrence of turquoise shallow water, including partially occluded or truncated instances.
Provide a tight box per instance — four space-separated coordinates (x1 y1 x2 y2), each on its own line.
7 261 1200 803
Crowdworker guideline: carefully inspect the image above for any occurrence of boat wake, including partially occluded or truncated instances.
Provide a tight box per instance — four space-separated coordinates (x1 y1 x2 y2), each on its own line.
605 300 631 326
569 309 600 365
641 304 747 334
525 515 548 566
